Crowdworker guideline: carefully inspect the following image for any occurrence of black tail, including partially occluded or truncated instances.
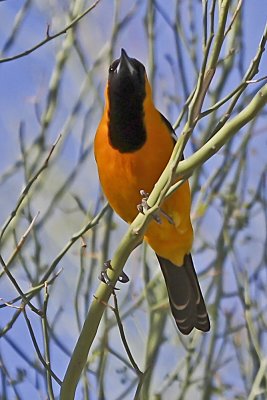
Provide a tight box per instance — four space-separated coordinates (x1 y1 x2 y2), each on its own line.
156 253 210 335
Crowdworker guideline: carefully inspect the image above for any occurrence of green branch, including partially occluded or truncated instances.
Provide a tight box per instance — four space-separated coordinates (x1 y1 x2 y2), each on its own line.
175 83 267 177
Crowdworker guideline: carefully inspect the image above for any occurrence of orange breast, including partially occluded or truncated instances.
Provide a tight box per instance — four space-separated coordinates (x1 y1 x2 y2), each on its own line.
94 96 193 266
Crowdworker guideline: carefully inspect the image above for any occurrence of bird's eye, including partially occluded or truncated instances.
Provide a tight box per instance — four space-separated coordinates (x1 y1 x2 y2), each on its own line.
109 66 114 73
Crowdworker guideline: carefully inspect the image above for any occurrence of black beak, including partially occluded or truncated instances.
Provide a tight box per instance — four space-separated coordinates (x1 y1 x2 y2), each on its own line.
116 48 136 76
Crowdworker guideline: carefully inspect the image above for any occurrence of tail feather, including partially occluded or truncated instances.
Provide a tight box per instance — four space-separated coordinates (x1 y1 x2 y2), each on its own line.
156 253 210 335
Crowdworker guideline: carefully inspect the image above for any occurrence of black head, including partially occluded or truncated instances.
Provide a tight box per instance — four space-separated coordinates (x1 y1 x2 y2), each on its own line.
108 49 146 103
107 49 147 153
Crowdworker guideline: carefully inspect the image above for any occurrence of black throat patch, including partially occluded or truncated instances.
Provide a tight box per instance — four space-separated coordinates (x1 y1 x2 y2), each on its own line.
107 83 146 153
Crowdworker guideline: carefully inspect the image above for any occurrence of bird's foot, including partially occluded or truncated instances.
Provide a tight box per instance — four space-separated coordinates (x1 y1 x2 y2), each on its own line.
98 260 130 290
137 190 174 225
137 190 161 223
159 209 174 225
137 190 150 212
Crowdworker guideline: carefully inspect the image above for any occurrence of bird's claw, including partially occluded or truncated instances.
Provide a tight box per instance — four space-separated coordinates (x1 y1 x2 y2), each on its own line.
118 270 130 283
137 189 161 223
137 190 150 213
137 189 174 225
98 260 130 289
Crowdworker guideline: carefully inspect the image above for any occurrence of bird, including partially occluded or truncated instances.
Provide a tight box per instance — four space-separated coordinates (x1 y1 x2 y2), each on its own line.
94 48 210 335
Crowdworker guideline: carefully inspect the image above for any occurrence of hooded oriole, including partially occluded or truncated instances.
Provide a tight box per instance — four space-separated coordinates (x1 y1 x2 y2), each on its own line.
94 49 210 335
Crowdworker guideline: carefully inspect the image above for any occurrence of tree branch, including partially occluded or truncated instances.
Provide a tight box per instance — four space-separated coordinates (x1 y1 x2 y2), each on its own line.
0 0 100 64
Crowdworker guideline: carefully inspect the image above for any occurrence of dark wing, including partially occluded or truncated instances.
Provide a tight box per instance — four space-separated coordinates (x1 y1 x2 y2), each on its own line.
160 112 177 144
160 113 184 160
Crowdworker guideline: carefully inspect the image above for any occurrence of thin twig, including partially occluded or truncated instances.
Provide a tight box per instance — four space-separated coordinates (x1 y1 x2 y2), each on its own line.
23 307 62 386
0 0 101 63
0 134 61 244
